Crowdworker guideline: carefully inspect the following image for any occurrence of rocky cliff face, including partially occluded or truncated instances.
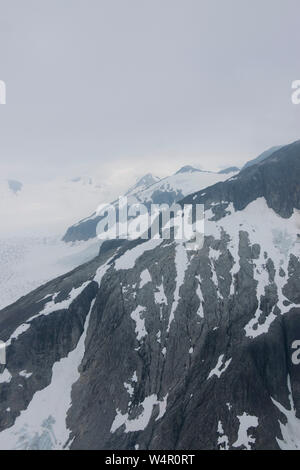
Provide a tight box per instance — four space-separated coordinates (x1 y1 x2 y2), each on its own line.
242 146 282 170
0 143 300 450
183 141 300 219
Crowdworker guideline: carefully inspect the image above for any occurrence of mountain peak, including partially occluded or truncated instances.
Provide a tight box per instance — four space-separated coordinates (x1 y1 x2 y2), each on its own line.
125 173 160 195
218 166 240 174
136 173 160 186
175 165 203 174
7 179 23 194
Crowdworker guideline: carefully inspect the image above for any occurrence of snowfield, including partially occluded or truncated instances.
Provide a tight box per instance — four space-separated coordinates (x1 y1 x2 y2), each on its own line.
0 237 100 310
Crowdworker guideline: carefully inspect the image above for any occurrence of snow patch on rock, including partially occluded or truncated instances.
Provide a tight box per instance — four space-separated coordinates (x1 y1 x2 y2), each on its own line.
111 394 168 433
232 413 259 450
271 376 300 450
207 355 232 380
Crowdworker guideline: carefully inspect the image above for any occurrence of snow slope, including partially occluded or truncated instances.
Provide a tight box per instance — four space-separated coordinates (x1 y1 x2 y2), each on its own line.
0 176 115 237
0 237 99 310
135 169 235 203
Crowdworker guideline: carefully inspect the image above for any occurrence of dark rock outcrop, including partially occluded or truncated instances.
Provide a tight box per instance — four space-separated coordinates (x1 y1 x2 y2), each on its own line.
183 140 300 219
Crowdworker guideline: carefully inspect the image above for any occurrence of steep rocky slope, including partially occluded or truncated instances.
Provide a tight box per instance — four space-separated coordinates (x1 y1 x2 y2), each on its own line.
242 145 282 170
0 143 299 450
183 141 300 219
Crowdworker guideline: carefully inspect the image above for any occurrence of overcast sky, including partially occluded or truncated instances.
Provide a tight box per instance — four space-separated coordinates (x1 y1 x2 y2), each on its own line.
1 0 300 184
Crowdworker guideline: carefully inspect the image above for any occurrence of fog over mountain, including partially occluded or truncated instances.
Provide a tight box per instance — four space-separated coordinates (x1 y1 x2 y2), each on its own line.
1 0 300 454
1 0 300 184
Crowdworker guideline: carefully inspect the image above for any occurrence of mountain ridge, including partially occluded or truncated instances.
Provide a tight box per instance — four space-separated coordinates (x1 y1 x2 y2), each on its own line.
183 139 300 219
62 167 238 243
0 140 299 449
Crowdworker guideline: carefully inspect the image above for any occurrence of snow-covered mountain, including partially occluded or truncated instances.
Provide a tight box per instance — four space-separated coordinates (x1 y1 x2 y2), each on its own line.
63 167 238 242
0 180 23 198
0 141 299 449
125 173 161 196
0 167 237 310
7 180 23 194
218 166 240 174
